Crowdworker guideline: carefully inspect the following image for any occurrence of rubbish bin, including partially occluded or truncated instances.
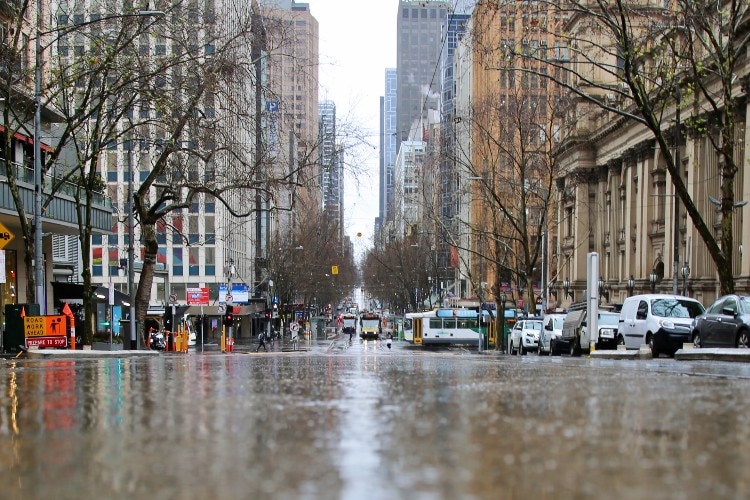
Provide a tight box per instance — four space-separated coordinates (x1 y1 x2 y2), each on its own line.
4 303 41 353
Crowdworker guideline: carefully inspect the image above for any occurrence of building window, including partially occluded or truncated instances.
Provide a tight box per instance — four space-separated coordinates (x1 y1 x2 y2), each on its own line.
172 248 183 276
189 247 200 276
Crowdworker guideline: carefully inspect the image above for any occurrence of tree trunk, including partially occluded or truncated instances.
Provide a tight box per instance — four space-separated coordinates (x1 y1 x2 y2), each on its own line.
135 222 158 346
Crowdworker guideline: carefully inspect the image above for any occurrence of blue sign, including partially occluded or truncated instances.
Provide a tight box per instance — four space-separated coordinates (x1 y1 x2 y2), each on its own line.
266 100 279 113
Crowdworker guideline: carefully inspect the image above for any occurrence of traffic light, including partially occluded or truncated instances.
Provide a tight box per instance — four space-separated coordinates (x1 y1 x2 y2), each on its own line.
164 307 173 331
223 311 233 326
272 303 278 318
264 309 271 319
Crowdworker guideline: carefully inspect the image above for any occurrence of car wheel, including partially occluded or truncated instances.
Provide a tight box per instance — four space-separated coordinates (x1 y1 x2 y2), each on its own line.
550 340 558 356
520 343 526 355
649 334 659 358
537 343 543 356
617 335 625 347
692 331 702 349
736 329 749 348
570 337 581 357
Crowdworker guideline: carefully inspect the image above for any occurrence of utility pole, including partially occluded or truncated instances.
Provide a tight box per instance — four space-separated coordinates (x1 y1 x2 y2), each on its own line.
673 79 681 295
252 1 267 296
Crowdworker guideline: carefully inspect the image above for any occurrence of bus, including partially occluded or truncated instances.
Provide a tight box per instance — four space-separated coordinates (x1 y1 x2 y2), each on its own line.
403 308 496 346
359 312 382 340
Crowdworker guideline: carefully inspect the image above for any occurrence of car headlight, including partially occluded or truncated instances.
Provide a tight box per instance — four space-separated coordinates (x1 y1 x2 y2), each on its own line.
600 328 614 336
660 319 676 329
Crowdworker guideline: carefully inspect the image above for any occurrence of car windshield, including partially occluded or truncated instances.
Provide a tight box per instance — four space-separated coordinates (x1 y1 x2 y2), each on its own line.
552 317 565 329
526 321 542 331
650 298 705 318
599 313 619 326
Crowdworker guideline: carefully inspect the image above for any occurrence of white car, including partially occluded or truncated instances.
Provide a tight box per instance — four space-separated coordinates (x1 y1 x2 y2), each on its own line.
539 314 566 355
508 318 543 355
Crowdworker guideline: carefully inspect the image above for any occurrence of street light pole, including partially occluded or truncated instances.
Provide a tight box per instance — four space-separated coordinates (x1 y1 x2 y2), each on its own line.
33 0 45 314
127 143 137 348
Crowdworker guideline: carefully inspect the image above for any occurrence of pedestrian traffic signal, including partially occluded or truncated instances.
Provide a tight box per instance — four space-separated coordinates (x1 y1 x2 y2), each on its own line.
223 311 233 326
164 307 173 331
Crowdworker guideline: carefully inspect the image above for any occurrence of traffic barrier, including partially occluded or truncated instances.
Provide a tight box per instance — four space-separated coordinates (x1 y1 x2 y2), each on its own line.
226 336 234 352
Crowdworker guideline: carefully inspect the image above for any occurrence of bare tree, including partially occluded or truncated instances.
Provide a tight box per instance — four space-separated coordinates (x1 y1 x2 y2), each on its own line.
516 0 750 295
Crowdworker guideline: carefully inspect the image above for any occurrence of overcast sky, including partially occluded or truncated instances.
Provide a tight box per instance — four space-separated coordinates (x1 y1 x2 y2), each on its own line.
312 1 397 260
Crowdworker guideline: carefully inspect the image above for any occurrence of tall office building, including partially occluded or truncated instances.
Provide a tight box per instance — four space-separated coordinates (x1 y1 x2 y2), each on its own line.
396 1 452 149
319 100 343 236
380 68 397 225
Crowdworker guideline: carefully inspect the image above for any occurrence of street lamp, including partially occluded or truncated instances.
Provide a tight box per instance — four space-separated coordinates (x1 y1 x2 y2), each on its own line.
598 277 610 303
626 275 635 296
562 277 573 300
681 263 690 296
649 271 658 293
497 293 506 352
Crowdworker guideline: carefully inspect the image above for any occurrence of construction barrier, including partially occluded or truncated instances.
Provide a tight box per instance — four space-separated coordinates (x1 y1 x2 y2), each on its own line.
163 329 189 353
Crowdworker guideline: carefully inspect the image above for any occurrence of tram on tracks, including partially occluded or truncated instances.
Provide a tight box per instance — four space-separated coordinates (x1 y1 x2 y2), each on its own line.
359 312 382 340
403 308 497 346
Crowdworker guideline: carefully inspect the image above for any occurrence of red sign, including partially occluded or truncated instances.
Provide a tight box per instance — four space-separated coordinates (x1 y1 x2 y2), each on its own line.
186 287 210 306
26 336 68 348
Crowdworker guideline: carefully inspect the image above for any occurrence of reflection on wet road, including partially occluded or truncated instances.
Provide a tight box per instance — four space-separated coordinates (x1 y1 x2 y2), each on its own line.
2 341 750 499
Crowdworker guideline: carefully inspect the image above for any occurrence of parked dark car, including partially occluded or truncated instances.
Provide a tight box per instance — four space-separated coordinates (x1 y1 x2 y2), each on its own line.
691 295 750 348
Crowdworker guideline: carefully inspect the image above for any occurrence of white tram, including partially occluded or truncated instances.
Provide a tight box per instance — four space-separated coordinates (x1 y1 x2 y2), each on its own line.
403 308 496 346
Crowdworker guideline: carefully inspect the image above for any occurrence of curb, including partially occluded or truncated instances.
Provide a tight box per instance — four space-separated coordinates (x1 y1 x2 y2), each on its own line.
26 349 160 360
675 348 750 362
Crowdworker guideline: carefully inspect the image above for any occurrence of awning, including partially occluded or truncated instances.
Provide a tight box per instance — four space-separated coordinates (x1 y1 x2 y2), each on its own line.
93 286 133 307
0 124 55 153
184 303 265 316
51 282 132 307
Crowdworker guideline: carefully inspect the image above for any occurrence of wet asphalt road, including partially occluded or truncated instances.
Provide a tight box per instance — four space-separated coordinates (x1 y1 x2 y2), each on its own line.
2 337 750 499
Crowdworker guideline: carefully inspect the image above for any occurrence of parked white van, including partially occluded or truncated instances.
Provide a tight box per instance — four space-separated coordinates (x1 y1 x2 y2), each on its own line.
618 294 705 357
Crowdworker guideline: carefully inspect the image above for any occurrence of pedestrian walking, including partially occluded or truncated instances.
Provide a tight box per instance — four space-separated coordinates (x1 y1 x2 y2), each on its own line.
386 333 393 350
256 331 267 352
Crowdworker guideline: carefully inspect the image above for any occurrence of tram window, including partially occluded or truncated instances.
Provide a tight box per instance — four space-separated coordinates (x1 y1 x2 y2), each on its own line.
458 318 476 329
443 318 456 329
429 318 442 329
404 318 412 330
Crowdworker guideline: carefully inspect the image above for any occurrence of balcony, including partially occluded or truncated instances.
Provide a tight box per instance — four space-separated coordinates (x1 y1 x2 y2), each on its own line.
0 159 113 235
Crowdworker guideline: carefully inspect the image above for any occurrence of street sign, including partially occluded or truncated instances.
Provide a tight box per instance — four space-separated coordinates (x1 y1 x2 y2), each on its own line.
169 294 177 304
0 222 15 249
225 293 233 303
186 287 210 306
218 304 226 314
26 336 67 348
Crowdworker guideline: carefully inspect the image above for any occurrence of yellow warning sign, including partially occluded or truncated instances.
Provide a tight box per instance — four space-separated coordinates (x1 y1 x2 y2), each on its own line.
24 315 67 338
0 222 14 249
